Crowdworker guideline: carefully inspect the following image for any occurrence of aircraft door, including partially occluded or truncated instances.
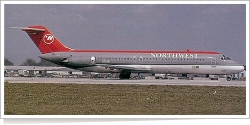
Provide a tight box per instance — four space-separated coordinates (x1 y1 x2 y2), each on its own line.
139 57 143 63
133 57 136 63
91 56 96 65
211 58 216 67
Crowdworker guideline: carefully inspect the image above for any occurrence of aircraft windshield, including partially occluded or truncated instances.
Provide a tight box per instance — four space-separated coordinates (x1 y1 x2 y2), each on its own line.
220 55 231 60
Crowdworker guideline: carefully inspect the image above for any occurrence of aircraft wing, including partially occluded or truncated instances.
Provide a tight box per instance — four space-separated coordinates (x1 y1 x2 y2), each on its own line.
98 65 152 72
4 66 77 71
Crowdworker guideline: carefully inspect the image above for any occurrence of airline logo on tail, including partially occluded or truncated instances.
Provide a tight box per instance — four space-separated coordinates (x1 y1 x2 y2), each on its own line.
44 34 54 44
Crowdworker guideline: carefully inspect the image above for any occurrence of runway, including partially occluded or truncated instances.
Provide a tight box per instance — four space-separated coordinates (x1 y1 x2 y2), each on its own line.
4 77 246 87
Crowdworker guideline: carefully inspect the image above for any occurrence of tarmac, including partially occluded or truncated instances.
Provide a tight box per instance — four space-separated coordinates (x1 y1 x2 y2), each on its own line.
4 77 246 87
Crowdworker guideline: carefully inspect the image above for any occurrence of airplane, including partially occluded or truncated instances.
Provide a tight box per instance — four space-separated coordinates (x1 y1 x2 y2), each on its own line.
16 25 245 81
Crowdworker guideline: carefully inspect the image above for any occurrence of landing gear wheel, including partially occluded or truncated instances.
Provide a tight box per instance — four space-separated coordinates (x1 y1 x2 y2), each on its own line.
119 70 131 79
119 73 131 79
226 77 232 81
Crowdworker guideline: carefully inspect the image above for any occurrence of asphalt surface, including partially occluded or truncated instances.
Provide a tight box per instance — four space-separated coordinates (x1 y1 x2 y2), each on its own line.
4 77 246 87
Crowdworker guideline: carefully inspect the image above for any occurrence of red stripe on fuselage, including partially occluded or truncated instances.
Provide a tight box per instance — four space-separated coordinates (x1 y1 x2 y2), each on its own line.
70 49 220 54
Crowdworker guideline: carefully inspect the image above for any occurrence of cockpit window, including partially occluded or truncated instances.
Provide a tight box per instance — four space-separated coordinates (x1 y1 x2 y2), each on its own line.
220 55 231 60
225 57 231 60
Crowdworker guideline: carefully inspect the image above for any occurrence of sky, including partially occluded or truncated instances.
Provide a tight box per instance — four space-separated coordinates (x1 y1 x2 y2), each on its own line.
3 3 247 65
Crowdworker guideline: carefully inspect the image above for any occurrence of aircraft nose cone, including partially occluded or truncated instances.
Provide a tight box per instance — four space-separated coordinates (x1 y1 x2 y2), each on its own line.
238 65 245 73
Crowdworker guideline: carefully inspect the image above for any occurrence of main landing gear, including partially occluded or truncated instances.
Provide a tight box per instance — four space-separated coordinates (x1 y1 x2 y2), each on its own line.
119 70 131 79
226 76 232 81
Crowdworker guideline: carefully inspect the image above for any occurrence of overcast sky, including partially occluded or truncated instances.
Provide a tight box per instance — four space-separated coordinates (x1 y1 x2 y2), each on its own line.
3 3 246 65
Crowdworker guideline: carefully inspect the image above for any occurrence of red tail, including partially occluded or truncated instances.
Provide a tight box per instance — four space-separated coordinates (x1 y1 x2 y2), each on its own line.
21 26 72 54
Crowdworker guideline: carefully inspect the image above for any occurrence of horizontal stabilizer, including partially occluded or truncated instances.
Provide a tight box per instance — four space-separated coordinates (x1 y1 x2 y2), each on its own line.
10 27 45 34
21 27 46 32
9 27 45 31
10 27 45 31
21 27 46 34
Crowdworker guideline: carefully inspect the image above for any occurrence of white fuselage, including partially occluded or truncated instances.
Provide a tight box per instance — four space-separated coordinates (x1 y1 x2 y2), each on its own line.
39 51 244 75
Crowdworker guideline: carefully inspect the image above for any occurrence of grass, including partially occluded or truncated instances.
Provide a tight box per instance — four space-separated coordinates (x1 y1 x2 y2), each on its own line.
4 82 246 115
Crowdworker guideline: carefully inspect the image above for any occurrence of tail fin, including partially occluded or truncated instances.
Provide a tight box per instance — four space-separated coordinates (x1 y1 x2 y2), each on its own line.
21 26 72 54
